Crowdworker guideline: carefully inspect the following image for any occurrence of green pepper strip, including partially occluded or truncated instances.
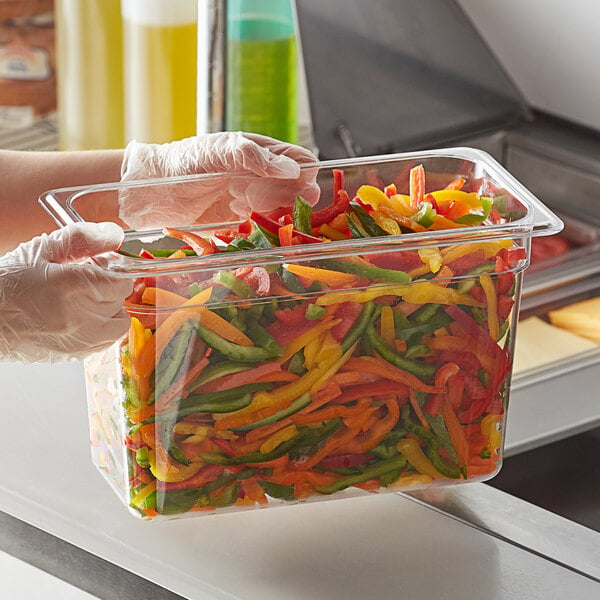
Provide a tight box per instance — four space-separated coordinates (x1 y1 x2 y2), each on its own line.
258 480 296 501
314 455 407 495
248 227 274 249
292 195 313 234
178 382 274 416
456 262 496 294
155 467 256 515
194 322 279 362
366 324 437 381
319 258 411 284
340 301 377 352
289 418 342 461
232 393 311 432
406 421 462 479
349 202 387 236
213 270 255 298
244 320 282 355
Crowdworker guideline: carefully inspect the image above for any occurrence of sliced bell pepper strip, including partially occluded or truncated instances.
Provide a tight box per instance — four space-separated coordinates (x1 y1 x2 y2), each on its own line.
284 264 361 288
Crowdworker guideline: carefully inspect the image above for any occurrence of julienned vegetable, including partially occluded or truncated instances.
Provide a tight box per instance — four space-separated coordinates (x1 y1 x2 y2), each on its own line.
115 165 523 519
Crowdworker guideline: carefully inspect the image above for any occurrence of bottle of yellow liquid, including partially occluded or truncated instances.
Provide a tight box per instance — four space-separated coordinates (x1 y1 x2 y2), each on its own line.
55 0 124 150
122 0 198 144
226 0 298 144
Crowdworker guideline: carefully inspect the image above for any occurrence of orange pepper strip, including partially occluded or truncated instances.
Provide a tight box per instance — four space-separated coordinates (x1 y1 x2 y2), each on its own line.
292 398 371 425
141 286 188 307
155 357 210 413
299 407 377 471
344 356 440 394
409 164 425 208
284 263 360 288
444 177 466 191
342 397 400 453
378 205 426 232
427 335 468 352
441 398 469 467
409 389 431 430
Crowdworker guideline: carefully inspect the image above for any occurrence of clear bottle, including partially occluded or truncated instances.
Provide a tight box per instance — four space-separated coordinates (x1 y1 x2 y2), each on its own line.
55 0 124 150
226 0 298 143
122 0 198 144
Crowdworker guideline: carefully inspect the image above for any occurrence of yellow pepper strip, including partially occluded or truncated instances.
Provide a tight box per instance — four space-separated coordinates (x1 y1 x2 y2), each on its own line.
316 331 344 364
214 352 344 431
303 333 325 370
397 438 447 479
280 316 340 362
260 424 298 454
130 480 157 509
480 274 499 340
380 305 396 347
309 342 354 394
389 473 433 489
128 317 147 364
355 184 389 209
285 264 360 288
318 223 349 240
173 422 212 437
480 414 502 454
371 210 402 235
418 247 443 273
440 240 512 265
315 281 481 307
148 446 206 483
387 194 415 216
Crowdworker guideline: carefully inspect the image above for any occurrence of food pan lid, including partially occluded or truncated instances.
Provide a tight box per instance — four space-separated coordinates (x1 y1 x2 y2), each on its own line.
39 148 562 276
295 0 530 159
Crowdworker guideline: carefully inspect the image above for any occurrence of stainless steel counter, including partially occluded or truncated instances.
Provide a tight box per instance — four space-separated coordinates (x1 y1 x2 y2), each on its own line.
1 361 598 599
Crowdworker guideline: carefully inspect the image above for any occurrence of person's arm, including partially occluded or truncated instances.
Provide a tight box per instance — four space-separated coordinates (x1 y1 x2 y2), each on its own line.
0 149 123 254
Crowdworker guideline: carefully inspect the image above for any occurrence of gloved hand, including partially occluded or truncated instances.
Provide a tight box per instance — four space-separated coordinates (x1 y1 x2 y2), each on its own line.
119 131 320 230
0 223 133 363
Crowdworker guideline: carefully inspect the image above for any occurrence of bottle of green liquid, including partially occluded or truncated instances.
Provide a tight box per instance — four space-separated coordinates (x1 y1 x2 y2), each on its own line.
226 0 298 144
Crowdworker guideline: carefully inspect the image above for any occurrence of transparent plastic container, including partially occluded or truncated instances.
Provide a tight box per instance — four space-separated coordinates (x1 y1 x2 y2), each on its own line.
40 148 562 520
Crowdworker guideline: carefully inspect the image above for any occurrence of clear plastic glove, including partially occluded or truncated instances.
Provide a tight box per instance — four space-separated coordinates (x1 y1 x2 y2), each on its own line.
0 223 133 363
119 131 320 230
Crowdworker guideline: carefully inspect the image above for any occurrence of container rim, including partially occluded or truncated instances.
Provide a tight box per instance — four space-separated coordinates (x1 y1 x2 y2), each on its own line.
39 147 564 276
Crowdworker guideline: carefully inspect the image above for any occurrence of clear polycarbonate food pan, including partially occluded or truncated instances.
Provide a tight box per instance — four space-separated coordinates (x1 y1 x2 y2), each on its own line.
40 148 562 520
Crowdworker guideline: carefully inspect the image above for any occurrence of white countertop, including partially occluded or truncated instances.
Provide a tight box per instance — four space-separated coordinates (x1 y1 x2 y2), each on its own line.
1 361 599 599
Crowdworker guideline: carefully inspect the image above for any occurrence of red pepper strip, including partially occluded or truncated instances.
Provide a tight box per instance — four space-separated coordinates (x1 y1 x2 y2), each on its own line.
447 374 466 410
235 266 271 296
162 227 217 255
333 168 345 199
210 437 236 456
495 255 514 295
342 397 401 453
330 302 364 342
250 211 283 235
318 453 377 469
331 379 409 404
384 183 397 197
434 362 461 388
311 189 351 227
139 248 156 259
158 464 224 491
155 357 210 413
499 246 527 265
238 219 253 234
200 361 282 393
409 164 425 208
444 306 503 361
344 356 440 394
423 394 444 417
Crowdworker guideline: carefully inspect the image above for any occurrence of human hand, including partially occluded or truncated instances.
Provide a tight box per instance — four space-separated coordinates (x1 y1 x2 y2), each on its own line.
119 131 320 230
0 223 133 363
